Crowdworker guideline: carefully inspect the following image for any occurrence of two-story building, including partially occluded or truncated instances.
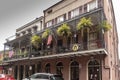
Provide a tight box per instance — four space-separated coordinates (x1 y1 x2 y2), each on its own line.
3 0 119 80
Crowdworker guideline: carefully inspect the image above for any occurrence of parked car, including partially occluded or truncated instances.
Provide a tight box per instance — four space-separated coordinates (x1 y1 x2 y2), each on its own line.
6 75 15 80
22 73 64 80
0 74 15 80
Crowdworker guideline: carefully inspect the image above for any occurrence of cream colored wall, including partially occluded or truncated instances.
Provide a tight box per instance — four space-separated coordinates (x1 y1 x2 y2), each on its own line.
45 0 93 23
17 21 41 33
16 18 44 37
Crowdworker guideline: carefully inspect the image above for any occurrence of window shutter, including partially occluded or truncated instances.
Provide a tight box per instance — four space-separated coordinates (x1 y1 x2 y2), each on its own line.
84 4 87 13
64 13 66 21
98 0 102 8
79 6 83 14
55 18 57 24
45 23 47 28
52 19 54 25
68 11 71 19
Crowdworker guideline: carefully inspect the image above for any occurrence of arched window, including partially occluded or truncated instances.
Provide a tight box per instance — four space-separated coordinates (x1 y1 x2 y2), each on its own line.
70 61 79 80
88 60 100 80
45 63 50 73
56 62 63 76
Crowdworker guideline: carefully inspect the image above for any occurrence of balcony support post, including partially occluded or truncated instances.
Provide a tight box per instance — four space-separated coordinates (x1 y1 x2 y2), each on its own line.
18 40 21 53
100 10 105 48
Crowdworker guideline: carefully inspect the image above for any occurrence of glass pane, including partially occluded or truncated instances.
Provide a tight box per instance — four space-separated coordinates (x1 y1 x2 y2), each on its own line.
89 0 97 11
70 61 79 80
88 60 100 80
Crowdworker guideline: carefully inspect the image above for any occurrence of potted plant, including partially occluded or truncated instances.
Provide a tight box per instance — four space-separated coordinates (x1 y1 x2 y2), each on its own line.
42 29 51 39
57 23 71 51
98 20 112 33
57 23 71 37
77 17 93 30
31 35 41 49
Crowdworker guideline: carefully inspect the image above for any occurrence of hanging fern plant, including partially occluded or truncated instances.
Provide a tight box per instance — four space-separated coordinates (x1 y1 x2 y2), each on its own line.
31 35 41 49
77 17 93 30
98 20 112 32
42 29 51 39
57 23 71 37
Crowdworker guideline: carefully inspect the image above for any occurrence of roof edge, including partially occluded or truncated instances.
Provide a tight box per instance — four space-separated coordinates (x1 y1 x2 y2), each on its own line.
43 0 65 12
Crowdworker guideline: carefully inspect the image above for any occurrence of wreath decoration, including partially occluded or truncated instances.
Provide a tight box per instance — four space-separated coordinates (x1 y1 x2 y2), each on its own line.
72 44 79 51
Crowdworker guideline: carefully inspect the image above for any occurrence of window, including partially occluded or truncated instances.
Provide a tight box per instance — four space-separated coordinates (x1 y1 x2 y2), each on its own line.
73 34 78 43
33 26 38 33
89 32 97 41
19 65 24 80
71 8 79 18
37 63 41 72
47 9 52 14
46 21 52 27
57 16 64 23
22 31 26 35
84 4 88 13
70 61 79 80
88 59 100 80
56 14 66 24
45 63 51 73
98 0 102 7
56 62 63 76
27 29 31 34
31 65 35 74
14 66 18 79
16 33 20 37
79 6 83 14
88 0 98 11
67 37 71 48
57 39 63 47
25 65 29 78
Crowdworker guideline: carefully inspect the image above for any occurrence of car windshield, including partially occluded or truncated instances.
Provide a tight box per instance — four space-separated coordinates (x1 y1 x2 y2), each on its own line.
0 74 5 78
30 74 49 79
52 75 63 80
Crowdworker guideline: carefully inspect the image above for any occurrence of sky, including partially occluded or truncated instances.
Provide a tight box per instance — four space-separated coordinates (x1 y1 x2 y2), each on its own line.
0 0 120 57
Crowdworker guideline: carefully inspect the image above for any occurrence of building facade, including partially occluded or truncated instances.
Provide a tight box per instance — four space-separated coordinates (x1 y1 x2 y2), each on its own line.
3 0 119 80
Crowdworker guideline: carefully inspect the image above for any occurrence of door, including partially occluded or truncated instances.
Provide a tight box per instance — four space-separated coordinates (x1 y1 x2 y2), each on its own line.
88 60 100 80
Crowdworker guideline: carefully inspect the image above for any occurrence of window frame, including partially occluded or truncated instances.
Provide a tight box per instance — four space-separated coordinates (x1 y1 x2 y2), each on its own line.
87 0 98 12
56 14 66 24
46 20 53 27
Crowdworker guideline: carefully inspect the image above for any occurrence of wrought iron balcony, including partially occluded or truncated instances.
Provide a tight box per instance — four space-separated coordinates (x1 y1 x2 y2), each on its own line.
3 8 106 62
3 39 108 62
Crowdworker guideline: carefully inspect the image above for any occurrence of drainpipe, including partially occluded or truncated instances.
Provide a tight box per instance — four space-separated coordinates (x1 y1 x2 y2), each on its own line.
100 8 106 49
